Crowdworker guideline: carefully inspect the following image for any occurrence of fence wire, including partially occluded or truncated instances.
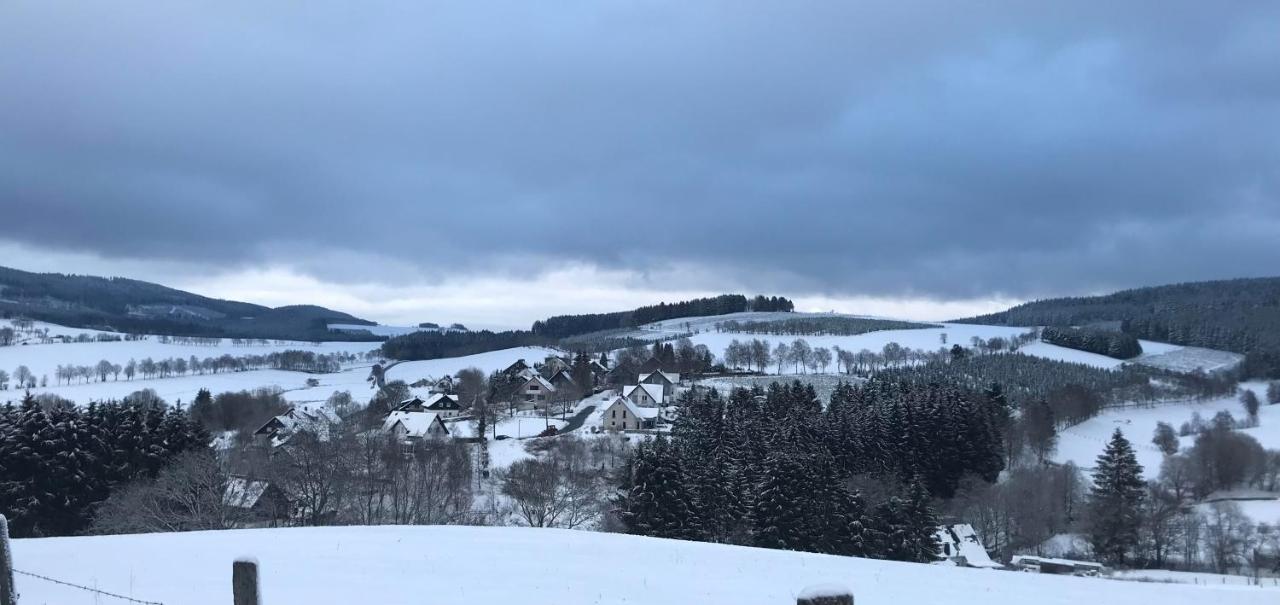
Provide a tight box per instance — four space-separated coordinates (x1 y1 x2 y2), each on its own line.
14 568 166 605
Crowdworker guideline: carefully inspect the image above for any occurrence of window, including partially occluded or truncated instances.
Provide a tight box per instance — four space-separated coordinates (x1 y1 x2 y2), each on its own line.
611 409 616 418
623 410 628 418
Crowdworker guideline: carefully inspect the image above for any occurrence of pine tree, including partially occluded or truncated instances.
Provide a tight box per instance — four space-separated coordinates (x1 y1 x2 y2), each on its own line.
750 449 808 551
1087 429 1146 565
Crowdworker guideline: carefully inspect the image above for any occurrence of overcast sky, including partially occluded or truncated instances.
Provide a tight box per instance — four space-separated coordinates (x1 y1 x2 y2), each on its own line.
2 2 1277 329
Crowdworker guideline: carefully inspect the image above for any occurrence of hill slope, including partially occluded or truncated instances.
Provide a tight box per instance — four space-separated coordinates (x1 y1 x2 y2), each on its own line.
0 265 377 341
11 526 1270 605
956 277 1280 377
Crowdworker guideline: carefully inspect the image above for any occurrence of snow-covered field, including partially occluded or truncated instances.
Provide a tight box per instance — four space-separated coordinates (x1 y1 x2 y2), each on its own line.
11 526 1271 605
0 319 555 407
1111 569 1279 588
1054 382 1280 480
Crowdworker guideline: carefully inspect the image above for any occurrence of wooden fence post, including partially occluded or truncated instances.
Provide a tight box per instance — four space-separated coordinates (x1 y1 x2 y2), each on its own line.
232 558 260 605
1 515 14 605
797 584 853 605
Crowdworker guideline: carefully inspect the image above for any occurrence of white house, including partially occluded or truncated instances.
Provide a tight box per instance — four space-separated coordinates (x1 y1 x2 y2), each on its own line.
622 383 663 407
518 375 557 405
602 396 659 431
381 411 451 442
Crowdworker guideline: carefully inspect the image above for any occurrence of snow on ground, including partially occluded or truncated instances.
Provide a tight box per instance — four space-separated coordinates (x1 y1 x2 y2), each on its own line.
673 321 1197 373
0 325 378 382
1111 569 1280 589
1194 498 1280 527
1017 341 1128 369
0 322 555 407
11 526 1270 605
1134 346 1244 374
1054 382 1280 480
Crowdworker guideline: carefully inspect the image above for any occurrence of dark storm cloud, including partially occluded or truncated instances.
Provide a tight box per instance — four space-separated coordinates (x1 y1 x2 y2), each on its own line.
2 1 1278 299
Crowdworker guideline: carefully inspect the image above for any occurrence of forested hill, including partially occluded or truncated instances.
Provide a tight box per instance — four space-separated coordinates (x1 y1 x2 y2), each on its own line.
955 276 1280 378
531 294 794 339
0 266 378 341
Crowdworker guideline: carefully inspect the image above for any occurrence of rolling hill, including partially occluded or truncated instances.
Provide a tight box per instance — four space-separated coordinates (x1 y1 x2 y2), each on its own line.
0 265 378 342
956 277 1280 378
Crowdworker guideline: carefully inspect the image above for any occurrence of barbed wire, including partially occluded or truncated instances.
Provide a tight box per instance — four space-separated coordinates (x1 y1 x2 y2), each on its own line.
13 568 166 605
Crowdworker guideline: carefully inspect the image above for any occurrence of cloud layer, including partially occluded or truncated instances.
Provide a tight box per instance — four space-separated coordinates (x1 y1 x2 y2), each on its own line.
2 1 1278 309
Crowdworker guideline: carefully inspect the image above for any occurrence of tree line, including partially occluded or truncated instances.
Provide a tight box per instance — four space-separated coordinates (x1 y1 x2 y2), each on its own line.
1041 326 1143 359
0 391 209 537
714 316 935 336
40 350 365 387
531 294 794 339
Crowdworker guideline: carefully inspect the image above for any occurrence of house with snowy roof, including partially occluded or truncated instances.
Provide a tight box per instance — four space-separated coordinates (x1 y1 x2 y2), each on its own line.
223 476 290 526
541 355 570 376
549 369 578 392
503 359 531 375
602 396 659 431
934 524 1002 569
396 393 463 418
518 374 556 405
622 383 663 407
381 411 451 443
253 407 339 447
639 370 680 401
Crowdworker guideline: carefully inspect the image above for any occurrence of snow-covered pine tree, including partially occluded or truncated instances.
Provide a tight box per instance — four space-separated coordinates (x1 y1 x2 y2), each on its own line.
1087 429 1146 565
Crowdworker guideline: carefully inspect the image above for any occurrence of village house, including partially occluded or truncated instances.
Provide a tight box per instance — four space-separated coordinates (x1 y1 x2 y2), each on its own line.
541 355 570 376
933 524 1002 569
222 476 291 527
518 374 557 405
396 393 464 418
380 411 451 443
637 356 665 375
622 383 664 407
503 359 531 375
549 369 578 393
590 358 609 376
253 407 339 447
639 370 680 401
601 396 659 431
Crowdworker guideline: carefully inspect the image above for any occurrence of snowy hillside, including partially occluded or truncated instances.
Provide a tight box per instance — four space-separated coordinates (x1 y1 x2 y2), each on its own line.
0 321 554 406
11 526 1271 605
1054 381 1280 483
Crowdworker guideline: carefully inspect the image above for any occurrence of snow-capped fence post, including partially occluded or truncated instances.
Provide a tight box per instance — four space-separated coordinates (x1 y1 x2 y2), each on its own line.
0 514 14 605
232 558 260 605
796 584 853 605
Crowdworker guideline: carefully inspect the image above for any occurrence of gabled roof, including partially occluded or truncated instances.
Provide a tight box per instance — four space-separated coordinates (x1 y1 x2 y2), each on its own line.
606 396 660 420
522 375 556 392
623 383 663 403
641 370 679 385
223 476 271 509
396 396 426 410
424 393 461 410
254 407 336 438
381 411 450 438
550 369 576 385
504 359 530 373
